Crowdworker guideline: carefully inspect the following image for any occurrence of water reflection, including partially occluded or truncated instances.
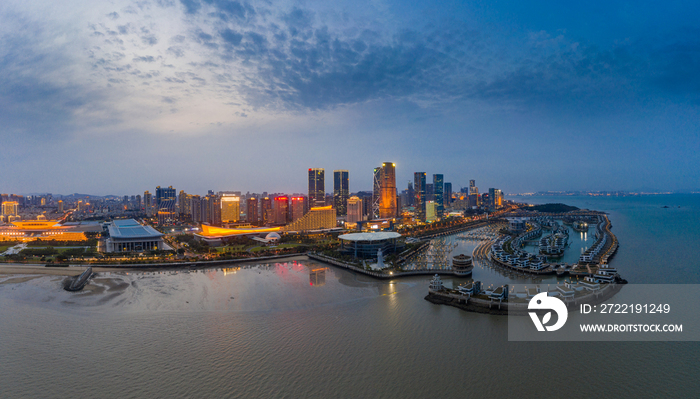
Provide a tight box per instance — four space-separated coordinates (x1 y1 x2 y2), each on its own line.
309 267 327 286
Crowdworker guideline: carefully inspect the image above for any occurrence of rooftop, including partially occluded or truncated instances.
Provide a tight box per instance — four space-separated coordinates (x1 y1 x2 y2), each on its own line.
108 219 163 239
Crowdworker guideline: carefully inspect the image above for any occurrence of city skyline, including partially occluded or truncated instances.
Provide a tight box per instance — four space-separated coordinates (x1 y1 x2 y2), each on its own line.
2 1 699 195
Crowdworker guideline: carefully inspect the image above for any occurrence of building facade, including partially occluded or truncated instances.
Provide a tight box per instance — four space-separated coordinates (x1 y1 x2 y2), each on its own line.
347 196 363 224
247 197 258 224
308 168 325 207
379 162 397 219
414 172 426 222
333 170 349 217
282 206 336 232
433 174 444 217
273 196 289 225
220 194 240 223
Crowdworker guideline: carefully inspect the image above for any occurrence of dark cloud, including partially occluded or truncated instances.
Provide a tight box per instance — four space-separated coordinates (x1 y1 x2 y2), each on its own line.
133 55 156 62
141 34 158 45
220 29 243 46
107 12 120 20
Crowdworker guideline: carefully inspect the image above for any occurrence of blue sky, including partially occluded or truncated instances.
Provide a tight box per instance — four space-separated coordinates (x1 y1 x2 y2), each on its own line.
1 0 698 195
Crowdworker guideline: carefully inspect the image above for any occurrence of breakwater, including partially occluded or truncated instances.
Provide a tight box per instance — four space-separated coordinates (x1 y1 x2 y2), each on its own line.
425 282 624 315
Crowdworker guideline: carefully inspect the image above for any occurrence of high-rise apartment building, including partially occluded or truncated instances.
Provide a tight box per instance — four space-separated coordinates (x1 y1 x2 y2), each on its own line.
247 197 258 224
190 195 202 223
379 162 396 219
414 172 426 222
291 196 305 221
333 170 349 217
433 174 444 217
347 196 363 224
58 200 64 213
144 191 153 216
274 196 289 225
308 168 325 207
220 194 240 223
261 197 273 225
178 190 189 216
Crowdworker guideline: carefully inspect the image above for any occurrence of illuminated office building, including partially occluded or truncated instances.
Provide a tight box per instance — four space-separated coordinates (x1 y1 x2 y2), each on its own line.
221 195 241 223
2 201 19 216
58 200 64 213
379 162 396 219
414 172 426 222
426 201 437 222
333 170 349 217
156 186 177 225
433 174 444 217
308 168 325 207
372 167 381 219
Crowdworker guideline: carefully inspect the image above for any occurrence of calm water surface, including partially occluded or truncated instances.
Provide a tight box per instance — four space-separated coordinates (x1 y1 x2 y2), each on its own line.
1 194 699 398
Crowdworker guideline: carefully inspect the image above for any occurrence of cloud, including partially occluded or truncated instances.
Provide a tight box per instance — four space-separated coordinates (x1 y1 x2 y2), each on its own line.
133 55 157 62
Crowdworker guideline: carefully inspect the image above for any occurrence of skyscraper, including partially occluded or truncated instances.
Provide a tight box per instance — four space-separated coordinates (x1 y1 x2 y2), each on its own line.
274 196 289 225
347 196 363 224
261 197 273 225
247 196 258 224
414 172 426 222
143 190 153 216
156 186 177 225
333 170 349 217
407 182 414 206
433 174 444 217
379 162 397 219
220 194 240 223
444 182 452 207
291 196 305 221
469 180 478 195
308 168 325 207
488 188 497 210
178 190 189 216
371 167 381 219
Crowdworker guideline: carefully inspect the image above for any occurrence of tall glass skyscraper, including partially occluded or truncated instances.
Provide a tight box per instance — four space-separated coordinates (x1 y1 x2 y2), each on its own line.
379 162 397 219
333 170 349 216
433 174 444 217
444 182 452 207
372 167 381 219
414 172 426 222
308 168 325 207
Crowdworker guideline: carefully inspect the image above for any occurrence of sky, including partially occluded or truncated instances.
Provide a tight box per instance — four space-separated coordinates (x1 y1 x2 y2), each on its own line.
1 0 699 196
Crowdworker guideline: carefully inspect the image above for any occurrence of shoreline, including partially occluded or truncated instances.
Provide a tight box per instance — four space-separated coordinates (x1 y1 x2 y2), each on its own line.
0 253 310 277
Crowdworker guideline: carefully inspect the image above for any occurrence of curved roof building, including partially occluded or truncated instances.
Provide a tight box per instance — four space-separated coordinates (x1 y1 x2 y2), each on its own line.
338 231 402 259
